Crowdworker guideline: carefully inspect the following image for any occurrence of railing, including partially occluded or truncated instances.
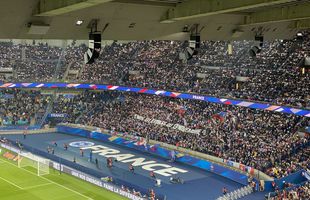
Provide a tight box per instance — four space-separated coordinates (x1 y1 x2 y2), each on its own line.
0 128 55 134
216 185 253 200
63 61 73 80
53 42 67 82
39 94 56 127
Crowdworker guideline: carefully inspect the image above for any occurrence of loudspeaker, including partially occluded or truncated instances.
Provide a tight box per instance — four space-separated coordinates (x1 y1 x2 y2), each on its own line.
179 35 200 62
84 33 101 64
249 46 261 57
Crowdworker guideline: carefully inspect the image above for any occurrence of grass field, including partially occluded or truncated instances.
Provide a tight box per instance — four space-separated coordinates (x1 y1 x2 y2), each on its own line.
0 149 128 200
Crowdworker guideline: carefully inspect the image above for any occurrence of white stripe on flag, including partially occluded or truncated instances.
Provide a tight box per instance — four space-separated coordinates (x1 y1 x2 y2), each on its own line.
155 91 165 95
108 86 119 90
35 84 44 88
22 83 32 87
290 108 301 114
237 102 254 107
275 108 284 112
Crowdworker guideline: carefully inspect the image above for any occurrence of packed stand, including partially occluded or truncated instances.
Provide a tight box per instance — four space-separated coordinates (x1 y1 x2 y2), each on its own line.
0 89 50 126
52 91 114 123
0 34 310 108
79 35 309 108
268 181 310 200
0 42 63 82
52 90 310 178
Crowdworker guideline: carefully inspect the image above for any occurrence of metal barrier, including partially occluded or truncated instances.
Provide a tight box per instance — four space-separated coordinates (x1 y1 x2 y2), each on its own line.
216 185 253 200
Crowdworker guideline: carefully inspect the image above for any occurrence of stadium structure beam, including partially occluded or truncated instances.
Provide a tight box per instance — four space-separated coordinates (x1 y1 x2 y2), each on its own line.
160 0 296 23
113 0 177 7
240 2 310 26
35 0 113 17
288 19 310 29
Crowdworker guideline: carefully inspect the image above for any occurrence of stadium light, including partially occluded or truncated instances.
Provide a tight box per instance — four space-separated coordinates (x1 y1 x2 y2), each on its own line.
296 32 303 40
76 20 84 26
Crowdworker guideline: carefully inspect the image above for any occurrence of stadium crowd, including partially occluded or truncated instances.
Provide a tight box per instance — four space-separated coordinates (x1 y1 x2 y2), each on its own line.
268 181 310 200
0 32 309 108
0 33 309 182
51 91 310 179
0 89 50 126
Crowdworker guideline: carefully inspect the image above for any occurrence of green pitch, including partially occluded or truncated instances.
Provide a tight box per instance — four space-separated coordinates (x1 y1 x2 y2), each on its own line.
0 152 127 200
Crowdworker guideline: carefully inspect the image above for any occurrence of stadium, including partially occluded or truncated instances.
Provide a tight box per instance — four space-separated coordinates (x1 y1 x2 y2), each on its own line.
0 0 309 200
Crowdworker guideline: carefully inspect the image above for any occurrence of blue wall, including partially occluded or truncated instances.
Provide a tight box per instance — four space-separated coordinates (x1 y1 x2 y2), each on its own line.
57 125 249 185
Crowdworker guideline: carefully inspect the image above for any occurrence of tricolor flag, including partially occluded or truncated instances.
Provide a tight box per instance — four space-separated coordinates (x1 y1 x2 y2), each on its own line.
239 163 246 171
155 91 165 95
213 111 227 121
138 88 148 93
35 84 44 88
21 83 32 87
89 84 98 90
107 85 119 90
246 166 255 175
170 92 181 98
67 84 80 88
0 83 13 88
149 144 160 152
134 138 145 146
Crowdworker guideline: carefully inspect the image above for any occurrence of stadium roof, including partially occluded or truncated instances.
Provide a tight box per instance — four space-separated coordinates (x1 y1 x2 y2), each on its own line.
1 0 310 40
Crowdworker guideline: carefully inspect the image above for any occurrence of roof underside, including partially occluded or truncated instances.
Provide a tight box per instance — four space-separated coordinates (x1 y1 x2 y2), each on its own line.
0 0 309 41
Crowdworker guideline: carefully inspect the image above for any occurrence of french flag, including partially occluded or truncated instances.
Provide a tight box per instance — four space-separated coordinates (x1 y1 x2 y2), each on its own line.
134 138 145 146
149 144 160 152
213 111 227 121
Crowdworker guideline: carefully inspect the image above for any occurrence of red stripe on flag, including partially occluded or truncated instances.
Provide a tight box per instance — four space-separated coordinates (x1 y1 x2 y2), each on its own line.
224 101 232 105
138 88 148 93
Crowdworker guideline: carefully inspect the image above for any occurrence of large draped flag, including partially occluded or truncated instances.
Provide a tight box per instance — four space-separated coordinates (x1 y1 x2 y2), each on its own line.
213 111 227 121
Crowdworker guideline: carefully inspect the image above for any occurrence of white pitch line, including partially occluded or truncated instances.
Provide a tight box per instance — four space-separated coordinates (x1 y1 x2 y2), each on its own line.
0 175 23 189
0 158 93 200
23 182 53 190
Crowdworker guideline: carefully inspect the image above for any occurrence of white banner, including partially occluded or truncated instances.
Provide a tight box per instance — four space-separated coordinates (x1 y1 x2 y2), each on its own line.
134 114 202 134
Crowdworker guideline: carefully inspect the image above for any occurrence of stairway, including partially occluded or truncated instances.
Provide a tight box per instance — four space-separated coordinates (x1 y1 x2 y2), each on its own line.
39 93 56 127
